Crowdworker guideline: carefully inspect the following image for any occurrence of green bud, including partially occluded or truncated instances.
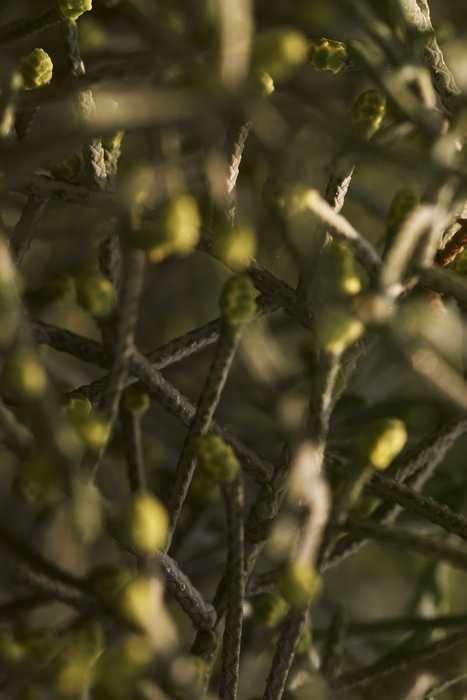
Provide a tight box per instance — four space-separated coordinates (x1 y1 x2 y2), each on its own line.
54 0 92 21
76 412 109 450
215 224 256 271
261 178 308 216
88 564 131 598
131 195 200 262
352 418 407 469
74 267 116 317
386 189 420 248
28 273 76 307
316 307 364 355
306 38 348 74
319 241 361 298
119 576 164 631
252 28 308 80
280 562 322 610
62 392 92 420
454 249 467 276
249 69 275 98
22 628 59 668
251 592 289 627
19 49 53 90
219 275 256 325
195 435 240 483
1 348 47 400
187 469 220 508
50 152 81 181
121 385 150 414
349 89 386 139
92 635 153 700
127 491 169 555
0 628 25 663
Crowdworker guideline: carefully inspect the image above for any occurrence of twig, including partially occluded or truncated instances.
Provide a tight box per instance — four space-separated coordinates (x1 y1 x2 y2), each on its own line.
120 406 147 492
321 606 349 682
331 628 467 693
345 516 467 571
164 322 244 550
0 6 61 46
9 195 49 265
313 613 467 640
262 609 307 700
61 19 107 191
219 477 245 700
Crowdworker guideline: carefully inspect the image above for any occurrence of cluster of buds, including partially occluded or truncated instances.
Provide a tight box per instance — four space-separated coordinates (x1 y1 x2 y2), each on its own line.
306 38 349 74
219 275 257 326
19 48 53 90
125 491 169 555
348 88 386 139
53 0 93 21
195 434 240 483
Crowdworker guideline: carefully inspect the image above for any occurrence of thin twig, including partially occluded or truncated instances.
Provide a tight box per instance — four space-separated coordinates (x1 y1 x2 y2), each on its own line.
9 195 49 265
0 6 61 46
120 406 147 492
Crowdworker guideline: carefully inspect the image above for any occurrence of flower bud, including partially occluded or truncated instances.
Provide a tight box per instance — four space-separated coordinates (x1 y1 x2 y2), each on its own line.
76 412 110 450
306 38 348 74
248 69 275 98
251 592 288 627
215 224 256 271
385 189 420 249
316 307 364 355
262 178 308 216
131 195 200 263
19 49 53 90
1 348 47 400
126 491 168 555
219 275 256 325
319 240 361 298
252 28 307 80
195 435 240 482
50 152 81 181
352 417 407 469
121 385 150 414
280 562 322 610
54 0 92 21
62 392 93 420
349 89 386 139
74 267 116 317
88 564 131 598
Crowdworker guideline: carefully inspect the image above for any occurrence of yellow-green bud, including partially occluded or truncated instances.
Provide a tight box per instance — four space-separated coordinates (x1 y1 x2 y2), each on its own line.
219 275 256 325
0 629 25 663
119 576 164 631
195 435 240 483
92 635 153 700
261 178 308 216
74 268 116 317
62 392 92 421
316 307 364 355
187 468 220 508
22 629 59 668
349 89 386 139
76 412 109 450
215 224 256 271
19 49 53 90
319 241 361 298
50 152 81 181
306 38 348 74
121 385 150 414
29 273 76 307
252 28 307 80
249 69 275 98
454 249 467 276
386 189 420 247
1 348 47 400
131 195 200 263
352 418 407 469
88 564 131 598
251 592 289 627
54 0 92 21
126 491 168 555
280 562 322 610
